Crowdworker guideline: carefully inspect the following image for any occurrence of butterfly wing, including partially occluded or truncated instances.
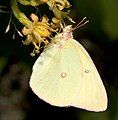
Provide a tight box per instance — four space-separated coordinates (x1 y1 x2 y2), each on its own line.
30 42 83 106
69 39 107 111
30 37 107 111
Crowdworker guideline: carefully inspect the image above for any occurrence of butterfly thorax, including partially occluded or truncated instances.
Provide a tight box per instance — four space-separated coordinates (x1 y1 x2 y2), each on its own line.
53 25 73 48
55 25 73 41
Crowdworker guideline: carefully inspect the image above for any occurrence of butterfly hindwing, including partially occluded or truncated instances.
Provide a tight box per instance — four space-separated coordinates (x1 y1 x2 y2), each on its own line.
70 39 107 111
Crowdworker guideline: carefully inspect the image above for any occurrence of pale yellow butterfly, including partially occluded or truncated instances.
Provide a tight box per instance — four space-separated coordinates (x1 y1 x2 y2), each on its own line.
30 24 107 112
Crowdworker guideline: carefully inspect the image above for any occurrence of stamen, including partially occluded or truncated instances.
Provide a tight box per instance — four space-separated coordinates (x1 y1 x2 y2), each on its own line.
32 42 40 50
35 49 40 54
30 52 35 57
30 49 35 57
5 22 11 33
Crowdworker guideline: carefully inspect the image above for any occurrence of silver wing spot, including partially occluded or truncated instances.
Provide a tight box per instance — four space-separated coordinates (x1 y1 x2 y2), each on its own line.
60 72 67 79
85 70 90 73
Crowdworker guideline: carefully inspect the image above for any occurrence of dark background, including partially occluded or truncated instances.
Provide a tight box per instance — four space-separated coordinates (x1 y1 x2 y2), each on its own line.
0 0 118 120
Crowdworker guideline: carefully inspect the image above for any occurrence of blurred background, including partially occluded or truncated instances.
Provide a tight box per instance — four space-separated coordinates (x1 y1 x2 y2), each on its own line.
0 0 118 120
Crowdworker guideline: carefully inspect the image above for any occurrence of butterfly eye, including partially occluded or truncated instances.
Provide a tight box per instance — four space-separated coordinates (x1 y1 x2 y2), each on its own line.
85 70 90 73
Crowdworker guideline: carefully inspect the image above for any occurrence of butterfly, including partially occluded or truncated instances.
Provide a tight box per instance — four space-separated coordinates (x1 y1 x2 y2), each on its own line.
30 22 107 112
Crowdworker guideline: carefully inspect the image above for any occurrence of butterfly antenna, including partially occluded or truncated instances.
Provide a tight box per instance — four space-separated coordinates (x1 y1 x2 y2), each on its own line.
73 17 89 30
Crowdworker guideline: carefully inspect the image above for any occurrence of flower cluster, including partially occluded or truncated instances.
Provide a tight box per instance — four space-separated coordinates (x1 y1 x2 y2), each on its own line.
22 13 55 55
10 0 71 56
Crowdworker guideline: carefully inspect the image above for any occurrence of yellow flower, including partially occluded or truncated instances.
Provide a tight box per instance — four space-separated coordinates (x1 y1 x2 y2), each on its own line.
22 13 55 53
47 0 71 10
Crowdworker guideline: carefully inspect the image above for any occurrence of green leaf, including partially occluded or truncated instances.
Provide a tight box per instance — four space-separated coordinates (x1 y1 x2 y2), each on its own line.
100 0 118 40
0 57 7 74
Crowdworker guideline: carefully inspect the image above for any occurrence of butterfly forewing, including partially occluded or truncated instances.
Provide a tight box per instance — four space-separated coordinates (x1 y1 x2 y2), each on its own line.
30 40 83 106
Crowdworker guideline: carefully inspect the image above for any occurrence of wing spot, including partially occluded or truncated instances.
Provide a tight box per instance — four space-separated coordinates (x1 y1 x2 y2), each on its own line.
60 72 67 79
85 70 90 73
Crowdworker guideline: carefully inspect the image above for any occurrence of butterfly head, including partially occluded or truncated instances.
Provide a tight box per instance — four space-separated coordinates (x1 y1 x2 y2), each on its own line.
63 25 72 33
